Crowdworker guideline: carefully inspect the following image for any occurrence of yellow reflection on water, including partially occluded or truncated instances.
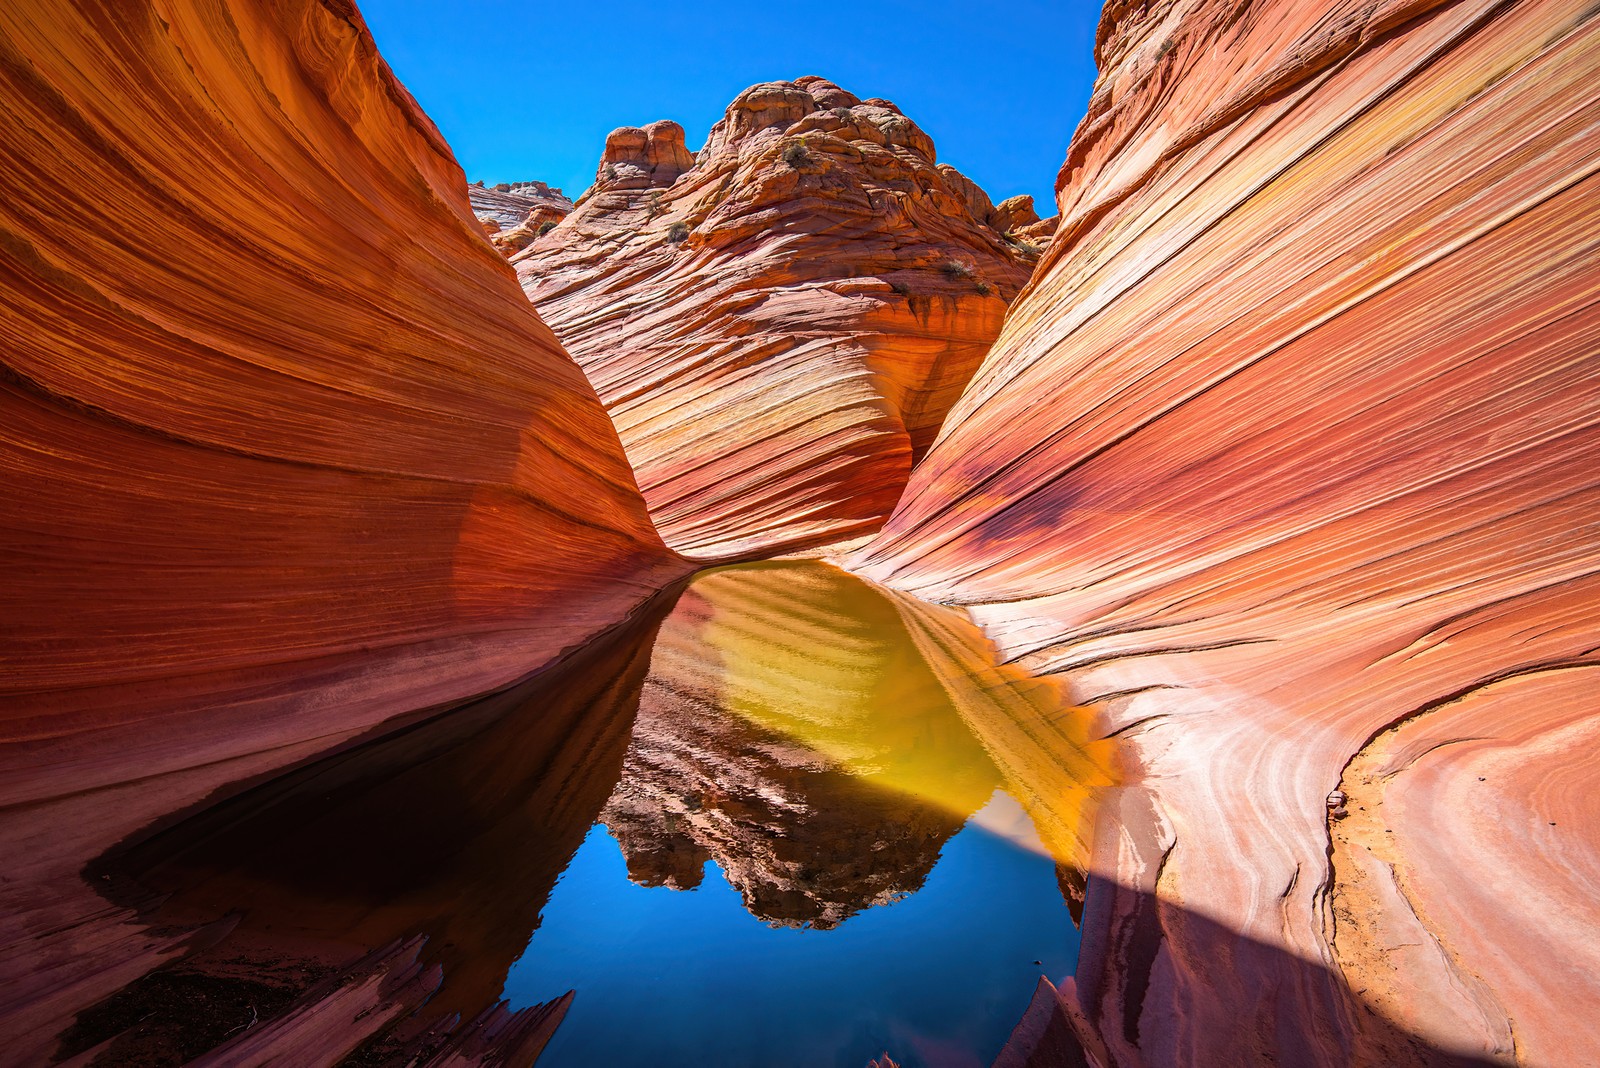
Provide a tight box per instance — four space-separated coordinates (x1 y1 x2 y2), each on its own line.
667 560 1118 873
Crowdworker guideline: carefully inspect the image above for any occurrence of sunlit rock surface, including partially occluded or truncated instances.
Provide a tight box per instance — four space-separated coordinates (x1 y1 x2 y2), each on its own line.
853 0 1600 1063
0 0 683 1057
517 78 1038 560
471 181 575 255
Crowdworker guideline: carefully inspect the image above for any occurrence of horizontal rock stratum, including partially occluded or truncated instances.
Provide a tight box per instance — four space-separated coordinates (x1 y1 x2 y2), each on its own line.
516 77 1040 559
0 0 685 1058
853 0 1600 1063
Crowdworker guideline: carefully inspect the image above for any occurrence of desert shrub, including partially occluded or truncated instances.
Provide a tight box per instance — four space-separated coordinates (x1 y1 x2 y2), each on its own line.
536 220 558 236
782 139 811 167
667 221 690 244
975 279 994 296
939 258 974 279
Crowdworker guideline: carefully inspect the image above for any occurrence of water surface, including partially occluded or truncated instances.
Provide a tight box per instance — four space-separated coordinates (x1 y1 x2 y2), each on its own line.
104 560 1113 1067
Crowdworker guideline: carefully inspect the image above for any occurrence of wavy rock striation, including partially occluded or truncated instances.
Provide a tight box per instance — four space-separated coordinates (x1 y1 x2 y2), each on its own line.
471 181 574 255
0 0 683 1057
517 78 1038 559
852 0 1600 1063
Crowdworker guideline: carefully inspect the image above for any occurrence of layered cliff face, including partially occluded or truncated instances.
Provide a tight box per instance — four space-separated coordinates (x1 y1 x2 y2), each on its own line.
516 78 1038 559
0 0 683 1057
471 181 575 254
853 0 1600 1063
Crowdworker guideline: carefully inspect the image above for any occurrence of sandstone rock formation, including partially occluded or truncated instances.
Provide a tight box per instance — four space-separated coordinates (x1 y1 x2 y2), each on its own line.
0 0 683 1058
470 181 574 255
517 78 1038 559
851 0 1600 1063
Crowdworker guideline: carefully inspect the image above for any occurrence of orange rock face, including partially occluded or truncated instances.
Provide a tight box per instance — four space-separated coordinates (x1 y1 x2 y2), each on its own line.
853 0 1600 1062
0 0 683 807
517 77 1038 559
0 0 683 1055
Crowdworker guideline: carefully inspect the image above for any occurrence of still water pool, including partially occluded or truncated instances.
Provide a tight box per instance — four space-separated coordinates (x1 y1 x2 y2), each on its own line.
112 560 1112 1067
511 795 1072 1068
503 561 1106 1067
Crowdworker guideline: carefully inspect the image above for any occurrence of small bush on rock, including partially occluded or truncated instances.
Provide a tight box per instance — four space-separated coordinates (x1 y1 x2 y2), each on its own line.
939 259 974 279
667 221 690 244
782 139 811 167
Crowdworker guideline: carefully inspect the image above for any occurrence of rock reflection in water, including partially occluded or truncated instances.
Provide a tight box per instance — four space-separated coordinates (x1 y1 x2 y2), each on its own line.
510 560 1117 1068
603 562 1002 928
83 560 1114 1067
80 597 676 1064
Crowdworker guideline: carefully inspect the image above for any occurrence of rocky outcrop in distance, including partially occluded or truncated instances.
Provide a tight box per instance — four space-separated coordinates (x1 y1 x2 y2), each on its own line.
470 180 574 255
516 77 1041 559
852 0 1600 1063
0 0 684 1059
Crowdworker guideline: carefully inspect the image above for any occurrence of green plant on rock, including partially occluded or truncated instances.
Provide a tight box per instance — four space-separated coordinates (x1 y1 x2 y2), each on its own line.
782 138 811 167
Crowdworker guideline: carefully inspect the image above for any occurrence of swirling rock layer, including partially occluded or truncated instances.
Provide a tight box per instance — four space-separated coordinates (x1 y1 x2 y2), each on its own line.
517 78 1037 559
0 0 680 807
853 0 1600 1063
0 0 682 1055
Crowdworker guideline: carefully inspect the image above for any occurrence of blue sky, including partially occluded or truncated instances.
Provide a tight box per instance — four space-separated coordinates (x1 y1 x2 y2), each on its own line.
360 0 1102 214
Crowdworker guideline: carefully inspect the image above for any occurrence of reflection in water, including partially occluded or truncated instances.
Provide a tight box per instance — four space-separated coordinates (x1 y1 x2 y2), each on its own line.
92 561 1114 1067
603 562 1002 930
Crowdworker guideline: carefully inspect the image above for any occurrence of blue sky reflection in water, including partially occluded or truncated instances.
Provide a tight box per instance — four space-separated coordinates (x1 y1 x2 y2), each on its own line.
504 791 1077 1068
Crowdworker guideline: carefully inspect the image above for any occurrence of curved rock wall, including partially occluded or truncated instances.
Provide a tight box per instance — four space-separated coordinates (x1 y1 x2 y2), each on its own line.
0 2 683 1055
517 78 1038 560
853 0 1600 1063
0 0 683 808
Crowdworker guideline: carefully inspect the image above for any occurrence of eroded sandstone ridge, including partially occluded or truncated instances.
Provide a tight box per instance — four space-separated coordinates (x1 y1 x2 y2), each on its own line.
0 0 683 1058
516 77 1040 559
852 0 1600 1064
471 181 574 255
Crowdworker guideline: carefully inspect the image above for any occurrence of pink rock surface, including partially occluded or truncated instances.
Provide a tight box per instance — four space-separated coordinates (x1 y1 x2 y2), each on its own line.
852 0 1600 1062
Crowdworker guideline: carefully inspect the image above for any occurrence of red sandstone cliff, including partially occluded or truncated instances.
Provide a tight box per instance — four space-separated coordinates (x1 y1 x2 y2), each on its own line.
852 0 1600 1064
516 78 1038 559
0 0 683 1058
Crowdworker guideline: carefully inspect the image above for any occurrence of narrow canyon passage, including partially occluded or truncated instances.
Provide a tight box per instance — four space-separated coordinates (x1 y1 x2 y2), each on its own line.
69 562 1114 1067
3 0 1597 1063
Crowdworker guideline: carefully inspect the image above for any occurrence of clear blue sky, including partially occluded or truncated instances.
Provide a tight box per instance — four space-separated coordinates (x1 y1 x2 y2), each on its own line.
359 0 1102 214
